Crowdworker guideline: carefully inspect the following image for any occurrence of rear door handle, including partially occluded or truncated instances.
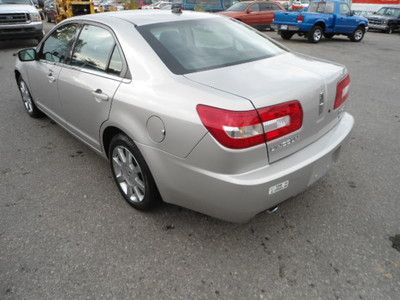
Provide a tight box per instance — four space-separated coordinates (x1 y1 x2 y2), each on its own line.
47 70 56 83
92 89 109 102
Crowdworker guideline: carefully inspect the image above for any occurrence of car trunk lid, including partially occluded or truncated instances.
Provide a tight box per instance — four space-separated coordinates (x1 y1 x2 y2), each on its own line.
185 52 347 163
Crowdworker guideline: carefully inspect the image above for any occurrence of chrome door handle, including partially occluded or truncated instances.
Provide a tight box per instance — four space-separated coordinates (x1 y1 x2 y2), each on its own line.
47 71 56 83
92 89 109 101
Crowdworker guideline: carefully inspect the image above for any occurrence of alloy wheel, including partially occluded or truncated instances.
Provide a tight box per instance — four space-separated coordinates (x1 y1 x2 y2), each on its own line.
313 29 322 42
354 29 363 41
112 145 146 203
19 80 33 113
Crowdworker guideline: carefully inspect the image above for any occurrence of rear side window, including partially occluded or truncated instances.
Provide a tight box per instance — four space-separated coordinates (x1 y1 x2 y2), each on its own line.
108 46 123 75
259 3 270 11
249 3 259 12
308 1 334 14
71 25 116 73
40 23 79 63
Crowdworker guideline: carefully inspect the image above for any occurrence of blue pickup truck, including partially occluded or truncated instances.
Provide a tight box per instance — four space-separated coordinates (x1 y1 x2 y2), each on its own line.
273 0 369 43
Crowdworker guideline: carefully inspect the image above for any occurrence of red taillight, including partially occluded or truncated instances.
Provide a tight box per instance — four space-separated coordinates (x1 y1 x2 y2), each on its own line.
257 101 303 141
334 74 350 109
196 101 303 149
297 15 304 23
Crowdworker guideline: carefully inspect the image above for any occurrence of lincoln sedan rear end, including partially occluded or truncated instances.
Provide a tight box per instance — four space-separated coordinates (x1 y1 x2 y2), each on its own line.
15 10 353 222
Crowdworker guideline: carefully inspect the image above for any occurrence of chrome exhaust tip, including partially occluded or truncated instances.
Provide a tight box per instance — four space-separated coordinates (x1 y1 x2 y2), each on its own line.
267 205 279 214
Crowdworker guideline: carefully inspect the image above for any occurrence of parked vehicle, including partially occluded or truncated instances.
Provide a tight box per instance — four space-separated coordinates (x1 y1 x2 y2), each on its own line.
219 1 285 30
43 0 56 22
0 0 44 41
273 0 369 42
291 0 310 11
15 10 354 222
367 6 400 33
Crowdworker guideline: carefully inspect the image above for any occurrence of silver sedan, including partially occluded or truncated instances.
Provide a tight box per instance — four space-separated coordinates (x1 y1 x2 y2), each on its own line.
14 10 354 222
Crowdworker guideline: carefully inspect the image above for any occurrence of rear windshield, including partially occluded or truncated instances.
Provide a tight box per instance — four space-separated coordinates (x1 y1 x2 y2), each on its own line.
137 18 286 74
308 1 335 13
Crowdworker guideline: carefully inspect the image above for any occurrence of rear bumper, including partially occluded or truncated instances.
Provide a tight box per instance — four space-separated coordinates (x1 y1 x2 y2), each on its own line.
271 24 300 31
139 112 354 223
0 22 43 40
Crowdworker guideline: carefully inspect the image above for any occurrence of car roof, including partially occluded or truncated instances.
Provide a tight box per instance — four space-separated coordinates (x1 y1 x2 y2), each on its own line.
72 10 218 26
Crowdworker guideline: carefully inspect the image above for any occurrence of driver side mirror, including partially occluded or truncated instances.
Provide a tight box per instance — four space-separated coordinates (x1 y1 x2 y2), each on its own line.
350 10 355 16
18 48 37 62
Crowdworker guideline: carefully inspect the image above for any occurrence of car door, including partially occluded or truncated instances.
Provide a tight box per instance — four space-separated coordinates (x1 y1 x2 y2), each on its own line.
57 24 125 150
335 3 354 34
259 3 277 25
28 23 80 117
244 3 261 25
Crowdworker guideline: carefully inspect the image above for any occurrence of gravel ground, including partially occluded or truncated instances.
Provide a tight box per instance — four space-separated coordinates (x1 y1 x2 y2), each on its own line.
0 23 399 299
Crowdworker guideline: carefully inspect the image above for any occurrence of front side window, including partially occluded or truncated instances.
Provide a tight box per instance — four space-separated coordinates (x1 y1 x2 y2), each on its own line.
137 18 286 74
40 23 79 63
340 3 350 16
71 25 116 73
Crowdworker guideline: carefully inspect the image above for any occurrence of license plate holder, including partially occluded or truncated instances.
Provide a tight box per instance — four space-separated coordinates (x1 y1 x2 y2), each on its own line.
280 25 288 30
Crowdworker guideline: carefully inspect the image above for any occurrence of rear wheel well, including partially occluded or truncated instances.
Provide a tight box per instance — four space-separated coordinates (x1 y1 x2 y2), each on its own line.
314 22 325 30
102 126 126 158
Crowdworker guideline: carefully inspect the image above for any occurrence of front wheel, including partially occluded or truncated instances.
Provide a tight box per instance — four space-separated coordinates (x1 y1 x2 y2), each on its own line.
109 134 161 211
17 77 44 118
307 26 323 43
350 26 365 42
385 26 394 34
280 31 295 40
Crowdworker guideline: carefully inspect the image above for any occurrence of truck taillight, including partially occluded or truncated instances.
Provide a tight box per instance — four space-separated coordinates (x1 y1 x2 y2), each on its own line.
334 74 350 109
196 101 303 149
297 15 304 23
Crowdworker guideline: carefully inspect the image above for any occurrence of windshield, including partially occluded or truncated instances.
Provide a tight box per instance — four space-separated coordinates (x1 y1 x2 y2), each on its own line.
0 0 32 4
376 7 400 17
137 18 286 74
226 2 248 11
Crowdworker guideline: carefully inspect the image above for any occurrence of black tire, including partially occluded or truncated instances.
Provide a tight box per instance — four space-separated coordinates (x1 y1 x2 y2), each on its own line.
109 133 161 211
323 32 335 39
280 31 295 40
307 25 323 43
385 25 394 34
17 77 44 118
349 26 365 42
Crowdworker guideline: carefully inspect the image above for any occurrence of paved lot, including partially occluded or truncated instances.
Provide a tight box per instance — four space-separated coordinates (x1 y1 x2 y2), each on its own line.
1 23 400 299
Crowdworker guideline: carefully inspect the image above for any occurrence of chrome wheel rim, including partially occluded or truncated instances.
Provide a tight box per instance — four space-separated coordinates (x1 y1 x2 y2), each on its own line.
19 80 33 113
112 146 145 203
354 29 363 40
314 29 322 41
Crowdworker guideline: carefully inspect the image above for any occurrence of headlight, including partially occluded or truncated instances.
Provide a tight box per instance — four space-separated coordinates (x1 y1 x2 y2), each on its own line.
30 12 42 22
